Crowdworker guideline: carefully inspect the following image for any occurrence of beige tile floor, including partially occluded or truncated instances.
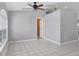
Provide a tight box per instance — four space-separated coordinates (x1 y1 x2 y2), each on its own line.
6 39 79 56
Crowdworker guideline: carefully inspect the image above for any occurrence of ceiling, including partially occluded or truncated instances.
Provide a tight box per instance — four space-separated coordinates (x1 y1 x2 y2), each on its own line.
5 2 79 13
5 2 58 11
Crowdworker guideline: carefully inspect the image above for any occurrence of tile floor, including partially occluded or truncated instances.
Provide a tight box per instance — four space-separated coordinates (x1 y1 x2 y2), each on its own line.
6 39 79 56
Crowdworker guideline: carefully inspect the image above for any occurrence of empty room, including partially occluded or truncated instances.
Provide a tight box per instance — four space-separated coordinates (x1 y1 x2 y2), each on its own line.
0 2 79 56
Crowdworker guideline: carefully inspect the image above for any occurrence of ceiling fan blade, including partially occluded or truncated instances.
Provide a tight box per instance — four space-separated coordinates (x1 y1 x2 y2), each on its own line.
37 8 45 10
28 4 33 7
37 4 43 7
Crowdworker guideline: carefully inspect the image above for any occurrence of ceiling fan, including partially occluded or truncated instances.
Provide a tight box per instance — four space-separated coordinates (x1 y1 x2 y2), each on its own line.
27 2 45 10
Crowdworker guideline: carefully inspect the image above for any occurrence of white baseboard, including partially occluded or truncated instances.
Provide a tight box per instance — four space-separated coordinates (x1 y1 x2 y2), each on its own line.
61 39 78 45
42 36 78 45
43 37 61 45
9 37 79 45
9 39 37 44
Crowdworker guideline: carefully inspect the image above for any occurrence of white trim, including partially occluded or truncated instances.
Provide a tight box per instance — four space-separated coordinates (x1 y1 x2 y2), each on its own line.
61 39 79 45
43 36 78 45
43 37 61 45
8 37 79 45
0 39 8 53
2 42 8 56
8 39 37 44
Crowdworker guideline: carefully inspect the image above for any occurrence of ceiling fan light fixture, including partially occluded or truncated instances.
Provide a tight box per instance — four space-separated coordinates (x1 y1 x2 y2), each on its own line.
34 2 37 4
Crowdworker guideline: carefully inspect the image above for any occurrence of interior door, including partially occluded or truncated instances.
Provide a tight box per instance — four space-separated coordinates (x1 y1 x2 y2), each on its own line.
37 16 40 38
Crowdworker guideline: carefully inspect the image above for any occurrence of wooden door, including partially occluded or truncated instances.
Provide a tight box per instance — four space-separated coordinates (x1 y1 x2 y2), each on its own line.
37 16 40 38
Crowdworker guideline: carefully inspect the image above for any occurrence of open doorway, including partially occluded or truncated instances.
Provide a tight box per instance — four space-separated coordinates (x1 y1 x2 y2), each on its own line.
37 16 40 39
36 16 45 39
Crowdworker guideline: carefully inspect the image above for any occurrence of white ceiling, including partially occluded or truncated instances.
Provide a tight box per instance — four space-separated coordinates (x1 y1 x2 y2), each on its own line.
5 2 79 12
5 2 58 11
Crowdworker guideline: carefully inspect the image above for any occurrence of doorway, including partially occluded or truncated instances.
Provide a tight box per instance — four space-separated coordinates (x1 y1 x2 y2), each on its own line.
37 16 40 38
36 16 45 39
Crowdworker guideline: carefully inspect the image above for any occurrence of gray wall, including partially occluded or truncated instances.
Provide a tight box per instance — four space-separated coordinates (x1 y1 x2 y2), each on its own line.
45 9 77 43
77 12 79 19
8 11 37 41
61 9 77 43
45 10 61 43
